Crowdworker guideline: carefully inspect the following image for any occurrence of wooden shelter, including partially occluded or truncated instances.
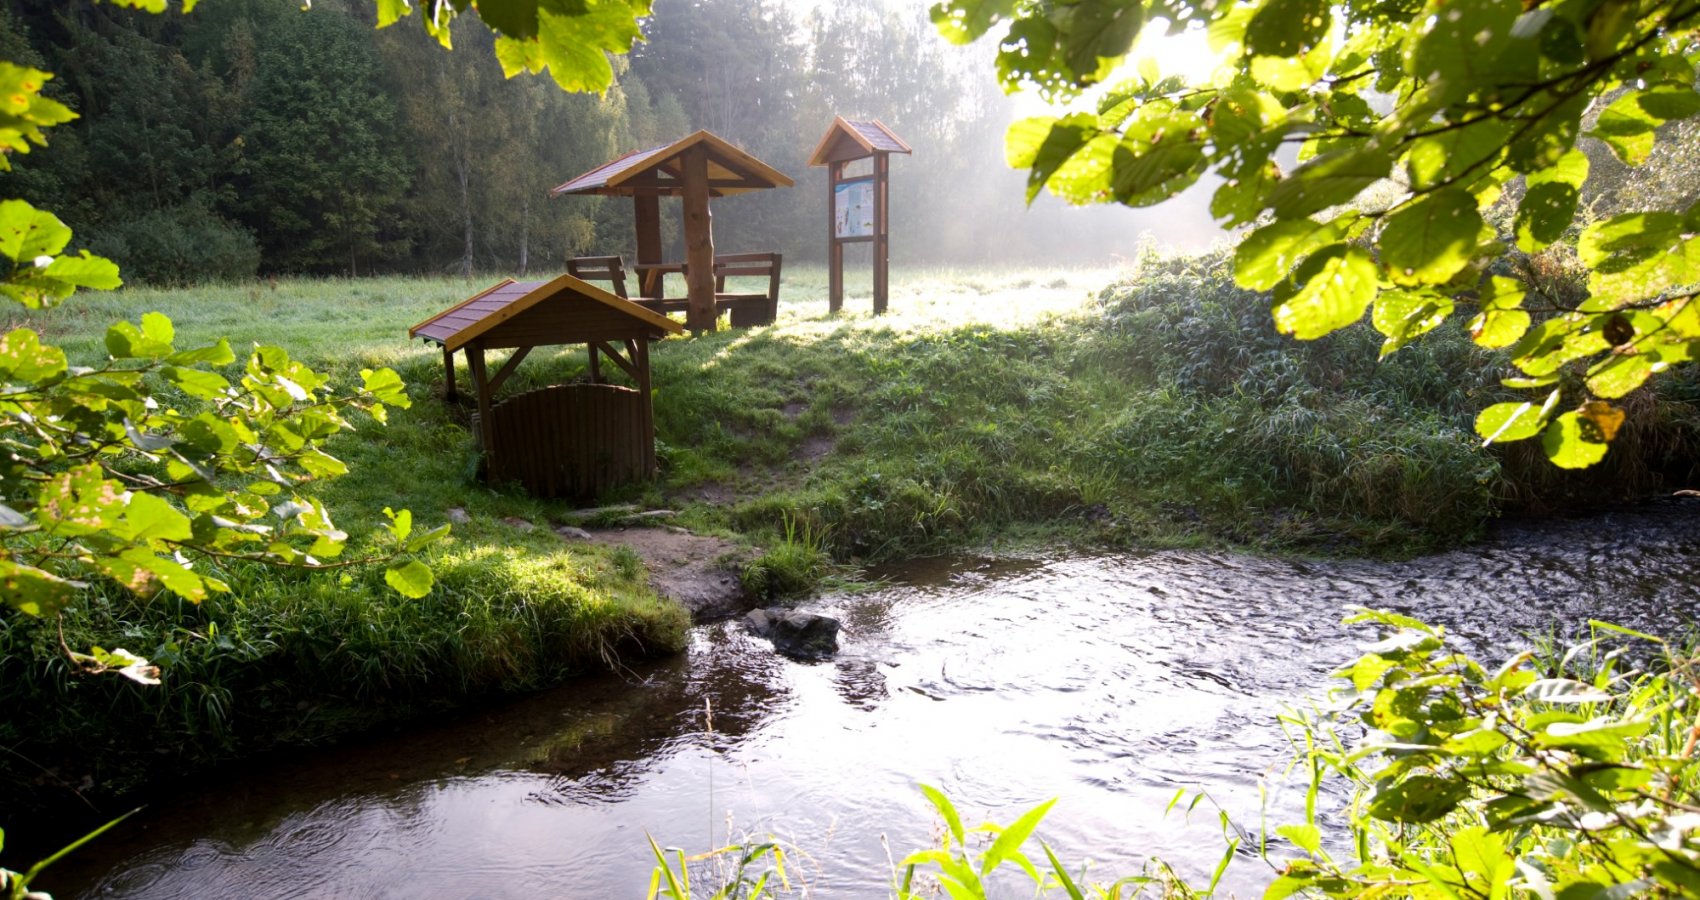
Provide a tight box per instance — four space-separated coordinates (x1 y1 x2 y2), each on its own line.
808 118 911 315
408 274 683 497
550 130 794 332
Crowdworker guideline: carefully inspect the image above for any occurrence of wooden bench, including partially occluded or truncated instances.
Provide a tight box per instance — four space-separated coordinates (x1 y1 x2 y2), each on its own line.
575 252 782 327
566 255 629 298
712 251 782 327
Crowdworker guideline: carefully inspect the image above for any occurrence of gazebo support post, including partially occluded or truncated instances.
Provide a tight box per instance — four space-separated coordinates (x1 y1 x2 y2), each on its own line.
442 345 458 401
588 343 602 383
634 194 664 299
468 344 494 452
681 145 717 332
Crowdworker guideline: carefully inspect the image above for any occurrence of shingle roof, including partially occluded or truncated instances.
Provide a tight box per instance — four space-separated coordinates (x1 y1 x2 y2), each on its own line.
550 130 794 198
408 274 681 352
807 117 913 166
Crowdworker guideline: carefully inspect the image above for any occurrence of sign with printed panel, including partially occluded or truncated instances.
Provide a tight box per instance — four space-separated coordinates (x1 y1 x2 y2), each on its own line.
834 181 874 239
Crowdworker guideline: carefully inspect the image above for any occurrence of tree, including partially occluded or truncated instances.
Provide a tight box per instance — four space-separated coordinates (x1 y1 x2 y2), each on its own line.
932 0 1700 468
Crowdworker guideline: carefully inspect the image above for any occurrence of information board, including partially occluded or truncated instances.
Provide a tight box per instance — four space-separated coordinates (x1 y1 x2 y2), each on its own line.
834 181 874 238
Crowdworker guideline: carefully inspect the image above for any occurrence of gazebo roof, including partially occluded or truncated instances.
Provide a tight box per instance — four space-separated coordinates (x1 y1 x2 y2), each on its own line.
807 118 912 166
550 130 794 199
408 274 682 353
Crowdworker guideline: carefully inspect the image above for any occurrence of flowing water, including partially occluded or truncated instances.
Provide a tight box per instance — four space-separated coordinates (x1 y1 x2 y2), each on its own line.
45 501 1700 898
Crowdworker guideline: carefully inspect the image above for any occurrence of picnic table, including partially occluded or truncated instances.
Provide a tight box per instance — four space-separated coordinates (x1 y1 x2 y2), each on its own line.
550 130 793 332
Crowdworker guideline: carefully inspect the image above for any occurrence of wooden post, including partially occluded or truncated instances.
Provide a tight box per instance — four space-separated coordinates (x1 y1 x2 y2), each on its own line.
588 342 602 384
681 145 716 332
874 153 890 315
828 160 844 313
442 345 458 401
468 343 493 454
634 337 655 477
634 193 664 299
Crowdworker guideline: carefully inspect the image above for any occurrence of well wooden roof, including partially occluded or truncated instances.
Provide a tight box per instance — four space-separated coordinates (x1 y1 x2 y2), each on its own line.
549 130 794 198
808 117 913 166
408 274 682 353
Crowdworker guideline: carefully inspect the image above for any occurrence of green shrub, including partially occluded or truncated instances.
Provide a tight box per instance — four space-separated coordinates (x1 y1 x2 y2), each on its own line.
86 198 261 286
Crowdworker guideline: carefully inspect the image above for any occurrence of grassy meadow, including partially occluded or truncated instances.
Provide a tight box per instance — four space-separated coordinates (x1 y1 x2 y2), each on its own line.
7 253 1700 819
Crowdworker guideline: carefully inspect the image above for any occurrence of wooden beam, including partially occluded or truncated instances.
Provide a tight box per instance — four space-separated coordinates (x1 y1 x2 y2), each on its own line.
588 342 602 383
442 345 458 402
593 340 640 381
635 337 656 477
875 153 890 315
828 160 844 314
634 193 664 298
468 343 494 454
486 345 532 396
682 144 717 332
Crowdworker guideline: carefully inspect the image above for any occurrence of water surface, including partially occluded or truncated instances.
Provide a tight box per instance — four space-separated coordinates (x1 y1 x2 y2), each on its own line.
48 501 1700 898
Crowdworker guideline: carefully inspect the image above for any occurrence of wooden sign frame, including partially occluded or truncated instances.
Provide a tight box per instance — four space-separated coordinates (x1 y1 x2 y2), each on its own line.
809 118 911 315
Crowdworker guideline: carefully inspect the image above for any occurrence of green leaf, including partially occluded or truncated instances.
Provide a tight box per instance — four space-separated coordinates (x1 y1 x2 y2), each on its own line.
123 492 194 544
1522 678 1613 703
1537 718 1649 756
475 0 540 39
1407 120 1514 192
1594 87 1700 166
360 367 410 407
405 523 451 554
1271 244 1378 340
1368 774 1470 823
1269 147 1393 219
1006 115 1100 205
1516 149 1588 253
44 251 122 292
1405 0 1520 103
930 0 1017 44
1578 213 1700 303
918 783 966 846
1245 0 1330 57
106 318 176 359
167 339 235 367
384 558 434 598
1372 289 1453 358
1475 391 1558 444
0 198 71 265
1 559 85 616
1543 409 1611 468
1587 352 1657 399
1277 823 1322 856
161 366 231 400
981 798 1055 875
1380 190 1482 287
0 327 67 384
1234 217 1350 291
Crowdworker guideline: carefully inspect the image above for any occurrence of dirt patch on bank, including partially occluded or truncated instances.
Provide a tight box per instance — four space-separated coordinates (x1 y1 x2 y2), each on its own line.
585 527 756 621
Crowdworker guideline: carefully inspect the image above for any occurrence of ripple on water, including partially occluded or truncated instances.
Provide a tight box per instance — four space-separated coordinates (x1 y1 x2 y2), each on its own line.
48 501 1700 899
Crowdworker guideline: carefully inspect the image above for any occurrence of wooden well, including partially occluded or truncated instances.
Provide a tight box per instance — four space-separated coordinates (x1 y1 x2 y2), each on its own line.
408 274 683 497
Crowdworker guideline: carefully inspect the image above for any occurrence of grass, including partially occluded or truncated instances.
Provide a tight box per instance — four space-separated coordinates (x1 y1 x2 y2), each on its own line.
5 252 1698 825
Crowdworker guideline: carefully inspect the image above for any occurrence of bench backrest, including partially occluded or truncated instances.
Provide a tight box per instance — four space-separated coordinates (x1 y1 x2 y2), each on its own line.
567 256 628 298
713 251 781 302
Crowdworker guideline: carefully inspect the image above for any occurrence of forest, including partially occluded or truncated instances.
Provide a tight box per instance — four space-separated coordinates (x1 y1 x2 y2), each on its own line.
0 0 1187 286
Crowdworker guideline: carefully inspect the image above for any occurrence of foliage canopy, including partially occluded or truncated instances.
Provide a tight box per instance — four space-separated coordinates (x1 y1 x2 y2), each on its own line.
933 0 1700 468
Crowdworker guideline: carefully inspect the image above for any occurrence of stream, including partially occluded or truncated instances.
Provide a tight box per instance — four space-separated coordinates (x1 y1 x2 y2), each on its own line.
44 500 1700 898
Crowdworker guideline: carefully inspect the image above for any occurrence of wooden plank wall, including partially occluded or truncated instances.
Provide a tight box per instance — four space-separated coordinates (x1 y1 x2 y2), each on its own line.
486 384 649 497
